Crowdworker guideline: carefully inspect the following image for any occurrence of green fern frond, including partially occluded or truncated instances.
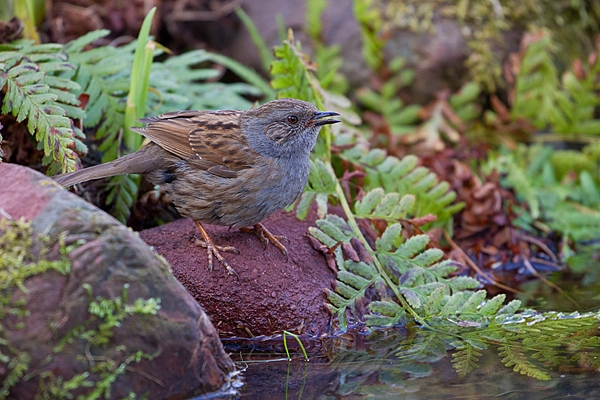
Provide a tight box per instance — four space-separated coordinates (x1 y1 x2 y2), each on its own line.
452 343 482 377
271 33 320 105
477 294 506 316
377 233 437 275
149 50 271 113
449 81 482 122
501 155 541 219
357 57 420 134
552 71 600 135
511 33 558 129
490 145 600 243
422 286 446 317
305 0 348 93
150 69 259 112
311 203 481 323
326 260 382 329
60 28 144 223
423 290 507 325
376 229 479 295
62 30 131 162
499 344 551 380
352 0 385 71
458 290 487 315
512 31 600 136
366 300 406 327
546 202 600 242
329 307 600 382
398 333 448 363
354 189 415 222
308 214 355 271
0 42 85 173
530 347 570 368
104 175 140 224
297 159 338 219
313 214 355 243
343 150 464 228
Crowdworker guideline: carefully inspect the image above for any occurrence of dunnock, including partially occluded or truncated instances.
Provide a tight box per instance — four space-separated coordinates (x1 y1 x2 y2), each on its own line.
55 98 341 275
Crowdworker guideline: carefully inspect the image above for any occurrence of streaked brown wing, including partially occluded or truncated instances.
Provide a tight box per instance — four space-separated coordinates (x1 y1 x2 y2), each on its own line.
131 110 259 178
131 110 205 160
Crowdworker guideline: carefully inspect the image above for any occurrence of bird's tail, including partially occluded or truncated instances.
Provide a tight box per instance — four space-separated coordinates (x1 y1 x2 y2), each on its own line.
54 144 164 187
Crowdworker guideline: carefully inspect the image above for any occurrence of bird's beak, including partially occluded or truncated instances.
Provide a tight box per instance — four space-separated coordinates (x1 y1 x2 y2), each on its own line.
310 111 341 126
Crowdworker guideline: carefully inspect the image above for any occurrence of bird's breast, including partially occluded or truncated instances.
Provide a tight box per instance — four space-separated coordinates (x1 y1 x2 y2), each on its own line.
164 156 310 227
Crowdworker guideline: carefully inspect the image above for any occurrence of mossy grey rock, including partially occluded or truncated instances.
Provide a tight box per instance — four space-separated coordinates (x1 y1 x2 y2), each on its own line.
0 163 237 399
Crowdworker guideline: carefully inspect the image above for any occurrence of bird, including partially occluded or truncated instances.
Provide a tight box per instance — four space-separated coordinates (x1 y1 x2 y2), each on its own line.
55 98 341 276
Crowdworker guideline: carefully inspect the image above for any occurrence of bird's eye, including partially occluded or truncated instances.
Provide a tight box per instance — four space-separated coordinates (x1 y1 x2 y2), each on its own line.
287 115 299 124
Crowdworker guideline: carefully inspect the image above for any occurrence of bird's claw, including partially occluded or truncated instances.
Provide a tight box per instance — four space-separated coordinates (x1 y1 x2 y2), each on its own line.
192 221 239 278
242 223 289 261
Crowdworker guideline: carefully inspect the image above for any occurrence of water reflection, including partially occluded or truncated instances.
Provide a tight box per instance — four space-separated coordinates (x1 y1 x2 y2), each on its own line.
228 266 600 399
230 319 600 399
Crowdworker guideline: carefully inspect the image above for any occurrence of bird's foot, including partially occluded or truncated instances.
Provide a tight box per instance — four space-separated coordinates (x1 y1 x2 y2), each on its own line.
241 223 289 261
192 220 239 277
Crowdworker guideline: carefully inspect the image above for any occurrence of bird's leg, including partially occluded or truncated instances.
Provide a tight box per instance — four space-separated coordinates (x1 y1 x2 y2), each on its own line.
241 223 289 261
192 220 239 277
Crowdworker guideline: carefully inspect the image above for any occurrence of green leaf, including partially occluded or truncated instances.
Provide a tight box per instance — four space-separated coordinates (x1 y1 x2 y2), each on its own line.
496 300 522 317
428 260 459 277
450 81 481 109
65 30 111 53
338 270 371 290
441 292 469 315
0 45 82 173
422 286 446 317
411 249 444 266
316 193 329 218
400 267 425 287
308 226 338 247
355 188 384 215
479 294 506 316
400 288 421 309
452 343 482 377
361 149 387 166
499 344 551 380
316 215 354 242
447 276 481 291
389 104 421 126
369 300 403 316
574 120 600 135
345 260 379 280
395 235 429 259
296 191 316 220
334 280 360 299
459 290 487 316
376 223 403 252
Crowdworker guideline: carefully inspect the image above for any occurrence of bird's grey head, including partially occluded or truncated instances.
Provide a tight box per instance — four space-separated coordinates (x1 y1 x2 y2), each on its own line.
241 98 340 159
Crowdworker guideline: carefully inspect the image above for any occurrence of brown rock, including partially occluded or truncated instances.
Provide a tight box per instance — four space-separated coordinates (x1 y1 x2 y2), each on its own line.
0 163 236 399
139 206 335 338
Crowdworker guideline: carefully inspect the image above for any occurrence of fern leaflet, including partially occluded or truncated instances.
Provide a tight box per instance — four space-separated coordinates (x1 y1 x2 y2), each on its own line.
0 42 85 173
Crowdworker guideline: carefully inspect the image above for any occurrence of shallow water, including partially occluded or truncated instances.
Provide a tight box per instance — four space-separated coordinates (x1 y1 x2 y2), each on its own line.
235 350 600 399
228 270 600 399
229 319 600 399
